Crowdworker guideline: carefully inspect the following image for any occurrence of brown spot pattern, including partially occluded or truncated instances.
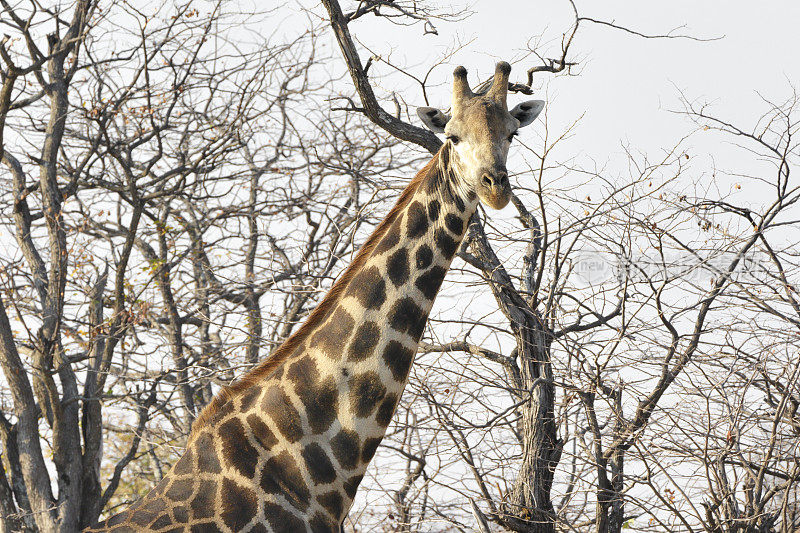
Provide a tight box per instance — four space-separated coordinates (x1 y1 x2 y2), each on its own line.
406 201 428 238
415 266 447 300
246 413 279 450
219 478 257 530
415 244 433 269
263 501 306 533
166 479 193 502
238 386 262 411
361 437 381 463
428 199 441 221
173 450 193 476
345 267 386 310
350 372 386 418
344 475 363 499
262 385 303 442
434 227 458 258
310 307 355 358
375 216 403 254
302 442 337 484
445 213 463 235
318 490 344 517
376 393 399 427
331 429 360 470
190 480 216 519
383 340 414 382
347 322 381 362
388 297 426 339
309 512 339 533
387 247 410 287
261 450 310 510
219 418 258 478
288 356 338 434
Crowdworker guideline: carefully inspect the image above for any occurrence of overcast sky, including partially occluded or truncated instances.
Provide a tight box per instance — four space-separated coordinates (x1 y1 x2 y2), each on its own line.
344 0 800 152
298 0 800 220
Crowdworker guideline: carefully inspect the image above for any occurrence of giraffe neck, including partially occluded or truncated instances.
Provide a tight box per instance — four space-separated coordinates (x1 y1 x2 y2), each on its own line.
85 146 479 532
264 144 477 520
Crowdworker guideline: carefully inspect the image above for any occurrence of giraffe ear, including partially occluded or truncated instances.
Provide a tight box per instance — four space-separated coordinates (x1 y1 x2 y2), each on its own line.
417 107 450 133
510 100 544 128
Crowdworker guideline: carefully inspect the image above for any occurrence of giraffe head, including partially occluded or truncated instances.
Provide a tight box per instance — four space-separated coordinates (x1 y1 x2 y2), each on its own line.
418 62 544 209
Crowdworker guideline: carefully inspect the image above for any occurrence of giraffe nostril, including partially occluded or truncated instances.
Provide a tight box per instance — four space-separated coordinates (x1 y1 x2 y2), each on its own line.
498 174 509 187
481 175 493 188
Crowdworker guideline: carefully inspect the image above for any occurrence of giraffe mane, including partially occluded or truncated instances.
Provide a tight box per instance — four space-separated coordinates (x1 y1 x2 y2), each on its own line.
188 145 449 441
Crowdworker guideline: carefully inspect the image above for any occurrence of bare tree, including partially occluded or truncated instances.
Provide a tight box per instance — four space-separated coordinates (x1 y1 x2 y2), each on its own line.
0 1 418 529
316 2 798 533
1 1 796 533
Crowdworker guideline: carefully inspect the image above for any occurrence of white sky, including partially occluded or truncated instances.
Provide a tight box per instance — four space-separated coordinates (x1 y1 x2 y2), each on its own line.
273 0 800 356
345 0 800 152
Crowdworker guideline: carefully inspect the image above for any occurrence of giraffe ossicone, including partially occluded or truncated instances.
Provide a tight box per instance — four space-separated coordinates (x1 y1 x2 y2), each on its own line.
86 61 543 533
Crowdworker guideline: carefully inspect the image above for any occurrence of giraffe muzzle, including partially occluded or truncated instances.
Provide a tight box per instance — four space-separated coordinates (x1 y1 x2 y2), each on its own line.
479 171 511 209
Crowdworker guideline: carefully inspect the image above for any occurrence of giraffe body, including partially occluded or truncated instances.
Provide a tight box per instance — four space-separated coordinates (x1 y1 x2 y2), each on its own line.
86 62 543 532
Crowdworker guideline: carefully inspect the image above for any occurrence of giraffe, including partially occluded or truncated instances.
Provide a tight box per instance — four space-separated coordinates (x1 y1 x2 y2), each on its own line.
85 61 544 533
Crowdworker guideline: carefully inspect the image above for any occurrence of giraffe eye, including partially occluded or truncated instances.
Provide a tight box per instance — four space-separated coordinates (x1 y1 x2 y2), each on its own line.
446 135 460 145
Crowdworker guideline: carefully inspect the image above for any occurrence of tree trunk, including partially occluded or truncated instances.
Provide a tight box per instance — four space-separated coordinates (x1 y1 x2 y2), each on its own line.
507 324 561 533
